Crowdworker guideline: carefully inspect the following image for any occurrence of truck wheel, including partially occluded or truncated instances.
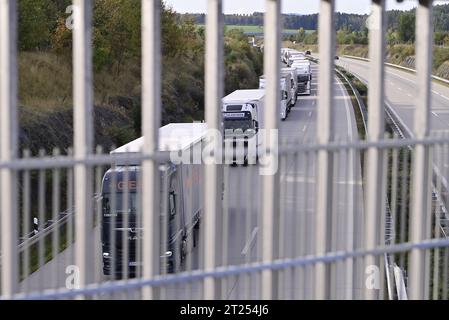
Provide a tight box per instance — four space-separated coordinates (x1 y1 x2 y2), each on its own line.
193 222 199 247
193 229 197 247
181 239 187 262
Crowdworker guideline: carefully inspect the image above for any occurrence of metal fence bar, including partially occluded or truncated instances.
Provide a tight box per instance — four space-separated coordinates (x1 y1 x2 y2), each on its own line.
261 0 281 300
141 0 162 300
409 0 433 300
315 0 335 300
0 0 18 298
22 151 31 293
14 236 449 300
52 149 61 289
203 0 224 300
73 0 94 294
364 0 386 300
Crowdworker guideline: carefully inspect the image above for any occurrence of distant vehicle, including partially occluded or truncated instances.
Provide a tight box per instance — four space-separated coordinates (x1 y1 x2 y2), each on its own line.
335 55 339 60
305 50 311 55
291 60 312 96
222 89 265 165
281 48 291 65
259 75 289 121
101 123 207 278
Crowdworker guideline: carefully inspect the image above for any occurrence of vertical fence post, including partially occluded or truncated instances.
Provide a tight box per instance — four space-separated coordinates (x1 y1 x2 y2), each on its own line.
364 0 386 300
73 0 94 293
0 0 18 298
261 0 281 300
203 0 224 300
409 0 433 300
315 0 335 300
142 0 162 300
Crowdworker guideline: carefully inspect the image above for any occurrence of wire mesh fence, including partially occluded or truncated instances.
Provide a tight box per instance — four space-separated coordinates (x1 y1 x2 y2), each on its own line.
1 0 447 300
0 134 447 300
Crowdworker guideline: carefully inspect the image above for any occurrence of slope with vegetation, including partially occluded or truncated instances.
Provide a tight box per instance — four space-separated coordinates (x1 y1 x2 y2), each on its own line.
17 0 262 154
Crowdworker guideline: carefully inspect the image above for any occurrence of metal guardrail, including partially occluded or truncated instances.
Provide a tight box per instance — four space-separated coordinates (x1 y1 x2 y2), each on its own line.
342 54 449 86
335 66 403 300
18 211 73 251
335 68 367 132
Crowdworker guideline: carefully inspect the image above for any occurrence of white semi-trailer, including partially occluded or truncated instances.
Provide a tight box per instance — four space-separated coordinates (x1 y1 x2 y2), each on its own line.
259 75 289 121
101 123 207 278
222 89 265 165
281 67 298 106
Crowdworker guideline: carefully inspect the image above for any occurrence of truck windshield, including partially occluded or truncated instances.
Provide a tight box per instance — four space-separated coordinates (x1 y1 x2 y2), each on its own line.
103 192 138 217
224 119 253 132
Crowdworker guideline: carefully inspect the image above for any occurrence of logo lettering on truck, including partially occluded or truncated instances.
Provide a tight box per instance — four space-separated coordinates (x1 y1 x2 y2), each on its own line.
117 181 137 191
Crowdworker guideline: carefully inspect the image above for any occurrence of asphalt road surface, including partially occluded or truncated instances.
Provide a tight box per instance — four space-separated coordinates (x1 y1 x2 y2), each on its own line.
20 61 365 300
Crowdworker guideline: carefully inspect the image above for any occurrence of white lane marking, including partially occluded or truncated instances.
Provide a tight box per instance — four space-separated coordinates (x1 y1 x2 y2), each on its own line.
336 77 353 141
432 90 449 102
309 111 312 117
347 60 449 105
302 125 308 132
432 111 439 117
241 227 258 256
385 68 449 102
336 74 356 295
397 87 402 91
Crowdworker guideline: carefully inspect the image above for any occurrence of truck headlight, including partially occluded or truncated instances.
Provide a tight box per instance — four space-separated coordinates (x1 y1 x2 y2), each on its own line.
103 252 110 258
160 251 173 259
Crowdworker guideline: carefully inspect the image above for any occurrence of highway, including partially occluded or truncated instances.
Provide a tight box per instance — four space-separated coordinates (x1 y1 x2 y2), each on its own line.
336 56 449 196
19 61 365 300
336 56 449 138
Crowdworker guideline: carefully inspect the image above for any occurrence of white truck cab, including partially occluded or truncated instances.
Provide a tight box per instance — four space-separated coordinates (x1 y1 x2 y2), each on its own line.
291 59 312 95
222 89 265 165
102 123 207 277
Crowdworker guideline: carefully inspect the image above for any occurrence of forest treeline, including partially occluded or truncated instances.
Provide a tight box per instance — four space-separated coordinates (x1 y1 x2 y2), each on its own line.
181 4 449 32
181 4 449 46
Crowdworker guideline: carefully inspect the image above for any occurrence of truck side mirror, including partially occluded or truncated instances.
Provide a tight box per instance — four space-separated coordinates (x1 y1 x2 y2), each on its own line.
283 92 288 100
169 191 176 218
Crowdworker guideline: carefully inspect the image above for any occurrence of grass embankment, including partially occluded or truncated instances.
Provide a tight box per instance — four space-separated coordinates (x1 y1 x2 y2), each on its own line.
285 41 449 81
19 52 139 154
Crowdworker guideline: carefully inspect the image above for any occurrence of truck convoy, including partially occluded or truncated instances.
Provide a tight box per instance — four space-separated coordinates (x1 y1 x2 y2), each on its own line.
259 74 291 120
281 49 312 96
101 123 207 278
222 89 265 164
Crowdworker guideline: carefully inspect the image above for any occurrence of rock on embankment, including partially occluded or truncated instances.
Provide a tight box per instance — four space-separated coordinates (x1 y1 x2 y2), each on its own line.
436 60 449 80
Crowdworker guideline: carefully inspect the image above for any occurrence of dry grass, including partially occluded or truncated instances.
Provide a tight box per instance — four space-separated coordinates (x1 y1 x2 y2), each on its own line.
19 52 72 112
19 51 141 114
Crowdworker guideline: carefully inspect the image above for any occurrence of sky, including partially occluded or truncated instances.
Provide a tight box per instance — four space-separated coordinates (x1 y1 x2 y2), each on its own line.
164 0 449 15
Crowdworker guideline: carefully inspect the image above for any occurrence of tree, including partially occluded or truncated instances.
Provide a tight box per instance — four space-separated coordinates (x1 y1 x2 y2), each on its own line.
443 34 449 47
18 0 58 50
398 12 415 43
386 28 399 46
304 31 318 45
296 27 306 43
